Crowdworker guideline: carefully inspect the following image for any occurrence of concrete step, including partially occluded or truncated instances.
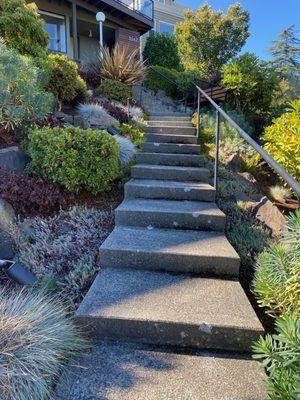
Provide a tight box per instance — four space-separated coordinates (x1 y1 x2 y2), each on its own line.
145 133 198 144
147 120 194 127
115 199 226 231
141 142 201 154
146 126 197 135
75 268 262 351
131 164 211 182
55 341 266 400
125 179 216 202
99 226 240 276
149 115 191 121
136 152 205 167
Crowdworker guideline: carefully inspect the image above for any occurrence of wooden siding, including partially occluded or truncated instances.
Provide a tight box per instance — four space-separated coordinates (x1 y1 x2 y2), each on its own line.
117 28 140 54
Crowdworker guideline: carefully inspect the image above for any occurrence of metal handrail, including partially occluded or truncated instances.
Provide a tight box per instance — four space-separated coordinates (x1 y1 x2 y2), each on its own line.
146 66 300 197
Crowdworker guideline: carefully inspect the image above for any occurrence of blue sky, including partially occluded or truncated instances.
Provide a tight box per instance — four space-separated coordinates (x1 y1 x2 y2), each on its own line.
179 0 300 60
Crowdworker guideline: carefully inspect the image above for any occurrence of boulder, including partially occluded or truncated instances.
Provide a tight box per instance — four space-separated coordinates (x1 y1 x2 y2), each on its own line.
0 198 16 260
234 191 257 211
0 146 29 173
227 153 244 172
253 196 286 236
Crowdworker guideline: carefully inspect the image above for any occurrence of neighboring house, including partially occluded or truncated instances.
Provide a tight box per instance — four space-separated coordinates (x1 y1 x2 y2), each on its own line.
141 0 194 51
27 0 154 62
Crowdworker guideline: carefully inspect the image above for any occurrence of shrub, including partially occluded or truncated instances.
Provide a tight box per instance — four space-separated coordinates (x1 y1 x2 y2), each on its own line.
253 314 300 400
16 207 111 305
96 78 132 104
78 62 101 88
102 100 130 123
114 134 136 166
253 211 300 317
100 44 146 85
0 288 85 400
26 126 120 194
144 66 181 99
77 103 118 128
143 33 181 70
40 54 87 110
129 105 144 119
117 123 144 146
0 168 69 216
0 0 48 58
0 47 54 135
262 100 300 181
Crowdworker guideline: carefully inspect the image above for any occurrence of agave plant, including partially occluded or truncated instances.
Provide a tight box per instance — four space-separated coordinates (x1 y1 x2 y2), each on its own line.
99 44 146 85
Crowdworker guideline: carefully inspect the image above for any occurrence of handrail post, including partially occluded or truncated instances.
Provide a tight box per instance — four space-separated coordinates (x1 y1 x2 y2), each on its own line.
214 110 220 196
197 90 200 138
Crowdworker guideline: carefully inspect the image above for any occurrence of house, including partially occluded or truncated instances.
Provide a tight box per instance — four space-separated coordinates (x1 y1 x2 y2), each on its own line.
141 0 194 50
27 0 154 62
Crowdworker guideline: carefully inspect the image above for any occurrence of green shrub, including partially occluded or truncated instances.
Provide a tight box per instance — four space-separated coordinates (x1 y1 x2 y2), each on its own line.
262 99 300 181
26 126 120 194
144 66 181 99
39 54 87 110
0 287 86 400
0 0 48 58
96 78 132 104
253 314 300 400
0 47 54 133
143 33 181 70
253 211 300 317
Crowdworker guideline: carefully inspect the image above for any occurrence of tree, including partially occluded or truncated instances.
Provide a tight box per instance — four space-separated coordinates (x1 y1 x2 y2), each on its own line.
143 33 181 70
0 0 49 58
269 25 300 78
221 52 279 117
175 3 249 78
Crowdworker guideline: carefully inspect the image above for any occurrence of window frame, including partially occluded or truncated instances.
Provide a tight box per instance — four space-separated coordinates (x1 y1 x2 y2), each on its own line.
39 9 68 54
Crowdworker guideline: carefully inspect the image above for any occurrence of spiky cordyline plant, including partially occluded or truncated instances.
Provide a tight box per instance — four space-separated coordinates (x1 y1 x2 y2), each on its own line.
99 44 146 85
0 288 86 400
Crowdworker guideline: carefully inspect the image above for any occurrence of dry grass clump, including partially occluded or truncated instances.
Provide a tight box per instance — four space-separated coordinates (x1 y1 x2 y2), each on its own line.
269 185 292 203
0 288 86 400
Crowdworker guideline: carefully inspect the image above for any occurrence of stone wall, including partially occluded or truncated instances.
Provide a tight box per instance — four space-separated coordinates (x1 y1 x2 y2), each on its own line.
0 146 29 173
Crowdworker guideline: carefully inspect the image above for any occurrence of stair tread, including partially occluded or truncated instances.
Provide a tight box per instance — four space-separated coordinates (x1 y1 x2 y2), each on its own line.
126 179 214 190
100 226 239 263
55 340 266 400
117 198 224 217
139 152 202 158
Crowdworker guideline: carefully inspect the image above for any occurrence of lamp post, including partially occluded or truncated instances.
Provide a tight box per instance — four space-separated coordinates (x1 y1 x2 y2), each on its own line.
96 12 105 59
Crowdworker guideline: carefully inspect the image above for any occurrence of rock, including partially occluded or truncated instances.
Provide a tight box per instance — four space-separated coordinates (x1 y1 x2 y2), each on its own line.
0 198 15 232
238 172 263 201
234 191 257 211
253 196 286 235
0 199 16 260
55 111 74 125
73 116 90 129
227 153 244 172
0 146 29 173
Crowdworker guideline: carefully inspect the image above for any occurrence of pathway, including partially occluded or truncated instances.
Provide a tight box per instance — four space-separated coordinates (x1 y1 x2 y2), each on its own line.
56 114 266 399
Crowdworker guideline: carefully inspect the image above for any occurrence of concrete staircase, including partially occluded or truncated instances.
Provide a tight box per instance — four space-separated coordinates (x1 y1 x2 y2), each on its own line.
55 114 266 399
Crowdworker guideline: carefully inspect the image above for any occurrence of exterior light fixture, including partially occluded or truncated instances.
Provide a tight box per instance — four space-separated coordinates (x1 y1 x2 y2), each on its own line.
89 29 93 38
96 11 105 58
0 259 37 285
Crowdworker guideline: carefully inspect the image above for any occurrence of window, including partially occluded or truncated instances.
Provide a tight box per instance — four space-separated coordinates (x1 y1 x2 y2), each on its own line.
39 11 67 53
159 21 174 35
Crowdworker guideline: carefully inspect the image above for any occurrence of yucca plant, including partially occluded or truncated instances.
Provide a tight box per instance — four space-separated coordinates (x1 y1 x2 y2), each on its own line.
99 44 146 85
253 314 300 400
253 211 300 318
0 288 86 400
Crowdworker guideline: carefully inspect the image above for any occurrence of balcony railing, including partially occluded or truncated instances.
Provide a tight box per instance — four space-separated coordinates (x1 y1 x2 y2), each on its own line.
114 0 154 20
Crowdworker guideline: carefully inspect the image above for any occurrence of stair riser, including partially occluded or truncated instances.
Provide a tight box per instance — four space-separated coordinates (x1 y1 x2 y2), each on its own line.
125 185 216 202
141 143 201 154
145 133 198 144
131 167 211 182
146 127 196 135
99 248 240 276
136 153 205 167
75 316 261 353
115 210 225 232
149 116 191 121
